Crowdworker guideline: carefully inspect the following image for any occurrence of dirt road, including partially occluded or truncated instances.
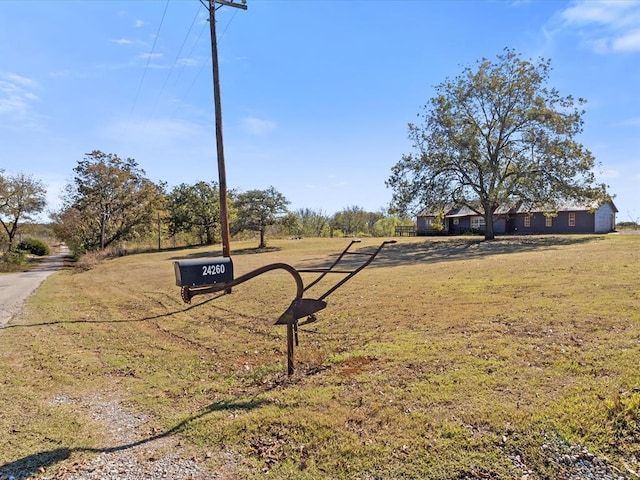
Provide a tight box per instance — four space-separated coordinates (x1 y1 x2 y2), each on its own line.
0 246 69 327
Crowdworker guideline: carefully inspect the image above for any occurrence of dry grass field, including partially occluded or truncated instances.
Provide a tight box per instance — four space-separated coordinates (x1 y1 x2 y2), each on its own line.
1 234 639 479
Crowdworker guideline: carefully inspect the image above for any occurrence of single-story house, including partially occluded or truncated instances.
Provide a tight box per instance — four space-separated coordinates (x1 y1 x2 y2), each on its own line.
413 199 617 236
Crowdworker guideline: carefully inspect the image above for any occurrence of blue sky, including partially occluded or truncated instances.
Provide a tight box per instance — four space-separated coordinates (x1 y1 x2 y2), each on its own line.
1 0 639 222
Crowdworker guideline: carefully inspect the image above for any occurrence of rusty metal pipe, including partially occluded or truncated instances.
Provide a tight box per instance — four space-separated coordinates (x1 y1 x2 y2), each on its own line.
316 240 396 302
182 262 304 303
302 239 361 292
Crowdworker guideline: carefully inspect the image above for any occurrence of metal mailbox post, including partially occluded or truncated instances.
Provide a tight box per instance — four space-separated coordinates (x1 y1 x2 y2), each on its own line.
173 240 395 375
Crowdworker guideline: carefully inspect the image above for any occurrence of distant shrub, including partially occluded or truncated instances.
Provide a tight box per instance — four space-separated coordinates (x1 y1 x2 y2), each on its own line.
617 221 639 230
0 250 27 272
16 238 50 256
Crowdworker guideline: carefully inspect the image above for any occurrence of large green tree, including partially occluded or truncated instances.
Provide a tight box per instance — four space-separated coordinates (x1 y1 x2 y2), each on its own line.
167 181 221 245
0 171 47 251
53 151 162 253
387 48 608 240
232 186 289 248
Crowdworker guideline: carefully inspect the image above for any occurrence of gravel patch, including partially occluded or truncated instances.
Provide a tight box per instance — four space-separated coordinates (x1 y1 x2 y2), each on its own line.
541 440 638 480
505 435 639 480
0 394 235 480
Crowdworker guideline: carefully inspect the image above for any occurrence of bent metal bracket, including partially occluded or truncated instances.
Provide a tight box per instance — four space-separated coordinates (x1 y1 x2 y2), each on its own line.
174 239 396 375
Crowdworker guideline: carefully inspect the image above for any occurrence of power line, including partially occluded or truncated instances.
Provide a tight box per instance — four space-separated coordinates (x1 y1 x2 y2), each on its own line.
129 0 170 118
167 11 209 104
148 2 202 121
169 6 238 120
218 7 239 39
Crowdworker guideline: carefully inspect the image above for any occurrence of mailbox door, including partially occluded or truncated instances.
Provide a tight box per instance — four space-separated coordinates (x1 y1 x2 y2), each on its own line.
174 257 234 287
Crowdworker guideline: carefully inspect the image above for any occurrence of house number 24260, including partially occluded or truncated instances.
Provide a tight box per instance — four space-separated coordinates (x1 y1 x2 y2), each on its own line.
202 264 226 276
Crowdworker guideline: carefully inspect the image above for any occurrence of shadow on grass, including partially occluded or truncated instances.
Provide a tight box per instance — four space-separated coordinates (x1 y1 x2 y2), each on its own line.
366 234 602 269
0 398 269 479
0 292 231 330
169 245 281 260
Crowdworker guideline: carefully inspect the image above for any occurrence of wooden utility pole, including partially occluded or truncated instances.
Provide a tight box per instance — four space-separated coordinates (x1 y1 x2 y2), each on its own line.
207 0 247 258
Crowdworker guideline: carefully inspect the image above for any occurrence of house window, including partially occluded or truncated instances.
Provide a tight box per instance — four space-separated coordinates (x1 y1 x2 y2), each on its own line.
545 216 552 227
524 215 531 228
568 212 576 227
471 216 485 230
453 218 459 225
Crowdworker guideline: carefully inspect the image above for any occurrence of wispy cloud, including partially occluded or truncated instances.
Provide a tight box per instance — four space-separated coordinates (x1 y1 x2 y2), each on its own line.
598 169 620 179
613 29 640 52
176 57 202 67
561 1 637 25
560 0 640 53
241 117 277 136
0 72 42 127
2 72 38 89
137 52 163 60
615 116 640 127
112 38 134 45
135 20 146 28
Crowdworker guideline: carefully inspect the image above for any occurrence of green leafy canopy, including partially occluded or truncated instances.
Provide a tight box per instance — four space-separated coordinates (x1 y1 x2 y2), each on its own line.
387 48 610 240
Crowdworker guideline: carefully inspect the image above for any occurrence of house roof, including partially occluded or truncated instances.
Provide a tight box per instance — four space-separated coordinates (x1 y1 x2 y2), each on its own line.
418 201 512 217
446 205 482 218
416 203 453 217
513 199 618 214
417 199 618 217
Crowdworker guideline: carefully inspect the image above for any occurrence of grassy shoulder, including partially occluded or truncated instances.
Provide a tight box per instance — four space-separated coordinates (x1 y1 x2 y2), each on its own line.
1 235 639 479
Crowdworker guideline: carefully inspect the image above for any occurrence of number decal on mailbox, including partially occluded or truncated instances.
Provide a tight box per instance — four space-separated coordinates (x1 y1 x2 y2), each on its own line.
202 264 226 276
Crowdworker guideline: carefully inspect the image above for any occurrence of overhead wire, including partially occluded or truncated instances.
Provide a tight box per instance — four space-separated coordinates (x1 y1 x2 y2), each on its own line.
147 1 202 122
127 0 241 124
129 0 170 118
167 11 209 102
172 6 239 118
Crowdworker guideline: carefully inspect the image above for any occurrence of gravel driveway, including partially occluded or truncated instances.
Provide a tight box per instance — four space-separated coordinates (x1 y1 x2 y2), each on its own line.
0 246 69 327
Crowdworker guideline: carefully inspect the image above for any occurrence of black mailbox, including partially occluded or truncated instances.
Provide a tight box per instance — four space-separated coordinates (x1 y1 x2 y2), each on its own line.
174 257 234 287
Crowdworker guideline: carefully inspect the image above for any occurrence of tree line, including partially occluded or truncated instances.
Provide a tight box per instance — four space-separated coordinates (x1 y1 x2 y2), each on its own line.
1 151 411 258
